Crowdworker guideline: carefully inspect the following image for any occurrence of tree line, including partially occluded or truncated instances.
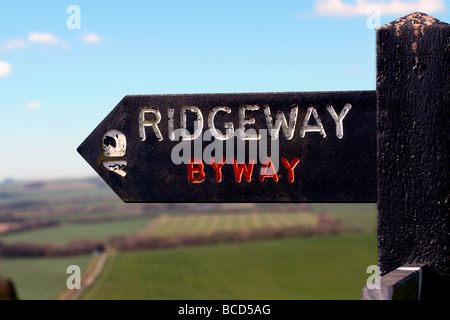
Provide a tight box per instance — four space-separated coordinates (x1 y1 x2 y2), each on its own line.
0 214 362 257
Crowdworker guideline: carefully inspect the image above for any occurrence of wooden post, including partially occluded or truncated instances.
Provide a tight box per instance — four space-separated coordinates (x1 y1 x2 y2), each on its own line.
377 13 449 281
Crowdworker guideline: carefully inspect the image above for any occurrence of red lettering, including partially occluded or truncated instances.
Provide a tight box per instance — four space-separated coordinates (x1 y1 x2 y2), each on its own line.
282 157 300 183
260 159 279 182
232 159 255 183
209 158 226 182
187 158 299 184
187 159 205 183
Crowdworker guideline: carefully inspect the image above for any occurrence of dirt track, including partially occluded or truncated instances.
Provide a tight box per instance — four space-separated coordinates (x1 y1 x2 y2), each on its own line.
58 249 111 300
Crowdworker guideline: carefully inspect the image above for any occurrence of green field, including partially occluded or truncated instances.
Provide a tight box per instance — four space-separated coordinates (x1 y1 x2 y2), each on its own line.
82 233 377 300
311 203 376 232
1 255 92 300
140 212 318 236
1 178 378 300
1 217 154 245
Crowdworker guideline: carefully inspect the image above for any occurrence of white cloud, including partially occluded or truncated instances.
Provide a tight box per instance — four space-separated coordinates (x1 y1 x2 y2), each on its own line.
28 32 60 44
24 101 41 109
2 38 27 51
80 33 102 44
312 0 447 17
1 31 102 52
0 61 12 77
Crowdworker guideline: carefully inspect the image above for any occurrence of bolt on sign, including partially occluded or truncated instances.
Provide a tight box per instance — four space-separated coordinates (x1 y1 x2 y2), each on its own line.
78 91 376 202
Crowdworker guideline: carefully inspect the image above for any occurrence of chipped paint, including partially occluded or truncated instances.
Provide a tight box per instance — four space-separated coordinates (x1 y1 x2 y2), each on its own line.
382 12 442 37
102 129 126 157
395 22 404 36
101 129 127 177
102 160 127 177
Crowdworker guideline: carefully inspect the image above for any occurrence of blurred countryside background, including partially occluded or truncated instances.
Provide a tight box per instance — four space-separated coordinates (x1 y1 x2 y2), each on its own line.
0 0 449 300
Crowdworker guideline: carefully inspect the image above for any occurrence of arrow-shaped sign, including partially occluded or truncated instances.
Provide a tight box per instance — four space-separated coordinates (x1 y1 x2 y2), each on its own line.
78 91 376 203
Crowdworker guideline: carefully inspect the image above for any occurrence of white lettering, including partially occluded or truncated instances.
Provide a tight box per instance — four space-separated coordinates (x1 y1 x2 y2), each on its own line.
181 106 203 140
239 105 261 140
326 103 352 139
264 104 298 140
299 106 326 138
139 108 163 141
208 106 234 140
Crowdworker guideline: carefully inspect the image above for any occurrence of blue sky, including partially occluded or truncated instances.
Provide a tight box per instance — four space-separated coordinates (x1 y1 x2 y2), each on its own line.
0 0 448 181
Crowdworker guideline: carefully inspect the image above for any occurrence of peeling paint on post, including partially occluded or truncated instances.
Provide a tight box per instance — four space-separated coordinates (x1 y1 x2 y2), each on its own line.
377 13 450 281
101 129 127 177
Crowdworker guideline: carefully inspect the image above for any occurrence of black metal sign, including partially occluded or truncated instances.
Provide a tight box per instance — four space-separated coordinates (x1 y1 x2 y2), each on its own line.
77 91 376 202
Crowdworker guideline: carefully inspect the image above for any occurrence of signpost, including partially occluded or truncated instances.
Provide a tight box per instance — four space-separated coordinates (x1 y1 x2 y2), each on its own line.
78 12 449 298
78 91 376 203
375 12 449 293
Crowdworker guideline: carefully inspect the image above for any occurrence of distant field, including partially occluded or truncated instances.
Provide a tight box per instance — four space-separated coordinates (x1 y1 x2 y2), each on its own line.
1 255 92 300
311 203 376 232
0 179 115 205
0 178 378 300
139 212 318 236
82 233 377 300
1 217 154 245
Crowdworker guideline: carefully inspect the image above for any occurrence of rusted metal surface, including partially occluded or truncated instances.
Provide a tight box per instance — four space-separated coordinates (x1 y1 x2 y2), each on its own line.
78 91 376 202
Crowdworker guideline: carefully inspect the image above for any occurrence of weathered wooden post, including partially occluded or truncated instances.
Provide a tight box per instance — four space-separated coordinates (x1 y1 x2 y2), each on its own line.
372 12 449 299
